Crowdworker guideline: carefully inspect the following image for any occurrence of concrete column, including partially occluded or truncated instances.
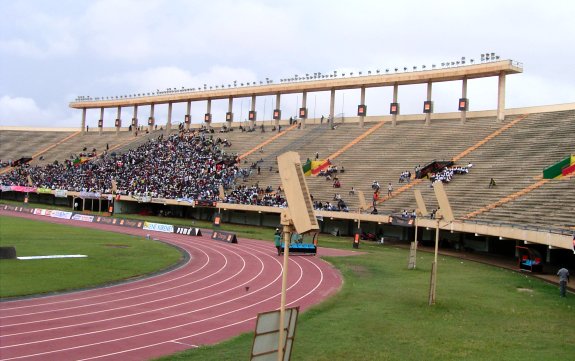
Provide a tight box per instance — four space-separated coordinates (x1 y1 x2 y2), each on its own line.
149 103 155 131
461 77 468 124
329 89 335 129
250 94 256 129
99 107 104 135
186 101 191 130
275 93 281 128
166 102 172 135
392 83 398 127
116 106 121 135
132 105 138 133
425 81 432 126
206 99 212 127
227 96 233 128
301 91 307 129
81 108 87 134
359 86 366 128
497 71 506 122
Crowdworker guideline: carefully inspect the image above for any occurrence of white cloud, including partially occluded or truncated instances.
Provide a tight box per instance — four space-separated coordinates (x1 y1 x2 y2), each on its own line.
0 3 77 58
0 96 51 126
0 96 77 127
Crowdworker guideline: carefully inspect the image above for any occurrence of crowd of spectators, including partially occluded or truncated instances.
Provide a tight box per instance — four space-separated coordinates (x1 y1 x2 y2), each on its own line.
429 165 470 186
0 129 245 201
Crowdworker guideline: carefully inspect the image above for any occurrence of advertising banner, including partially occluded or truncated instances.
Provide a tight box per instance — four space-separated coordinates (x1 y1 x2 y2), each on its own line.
143 221 174 233
71 213 95 222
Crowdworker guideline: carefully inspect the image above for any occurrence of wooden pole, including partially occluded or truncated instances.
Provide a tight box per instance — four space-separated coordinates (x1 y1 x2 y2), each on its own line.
278 224 291 361
429 219 440 305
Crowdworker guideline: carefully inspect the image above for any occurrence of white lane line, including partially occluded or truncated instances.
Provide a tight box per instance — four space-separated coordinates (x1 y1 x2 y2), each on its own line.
170 341 198 348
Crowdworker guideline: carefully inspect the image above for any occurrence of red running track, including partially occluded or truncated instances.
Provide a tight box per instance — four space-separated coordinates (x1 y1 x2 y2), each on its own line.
0 210 357 361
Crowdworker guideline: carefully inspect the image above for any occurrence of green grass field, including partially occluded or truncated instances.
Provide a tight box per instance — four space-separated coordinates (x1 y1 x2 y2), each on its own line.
2 201 574 360
156 242 575 361
0 215 183 298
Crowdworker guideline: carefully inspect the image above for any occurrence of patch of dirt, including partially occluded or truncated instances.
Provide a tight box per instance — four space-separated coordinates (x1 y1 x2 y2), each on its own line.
349 264 370 277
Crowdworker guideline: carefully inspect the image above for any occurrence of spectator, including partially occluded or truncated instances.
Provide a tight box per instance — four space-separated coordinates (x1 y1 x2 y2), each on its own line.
557 267 570 297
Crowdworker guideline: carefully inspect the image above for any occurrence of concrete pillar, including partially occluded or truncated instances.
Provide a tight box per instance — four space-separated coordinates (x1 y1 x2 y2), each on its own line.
81 108 86 134
149 103 155 131
275 93 281 128
359 86 366 128
461 77 468 124
185 101 191 130
497 71 506 122
329 89 335 129
166 102 172 135
227 96 233 128
99 107 104 135
250 94 256 129
206 99 212 128
425 81 432 126
116 106 121 135
392 83 398 127
301 91 307 129
132 105 138 133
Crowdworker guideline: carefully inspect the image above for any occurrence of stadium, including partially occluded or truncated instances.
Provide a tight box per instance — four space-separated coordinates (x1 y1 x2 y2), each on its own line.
1 53 574 360
1 1 575 358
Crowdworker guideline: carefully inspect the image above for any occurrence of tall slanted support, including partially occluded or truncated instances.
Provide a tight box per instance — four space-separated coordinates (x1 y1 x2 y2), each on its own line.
329 88 335 129
497 71 506 122
185 101 191 130
275 93 281 128
359 86 366 128
425 81 432 126
99 107 104 136
81 108 87 134
461 77 468 124
392 83 399 127
166 102 172 135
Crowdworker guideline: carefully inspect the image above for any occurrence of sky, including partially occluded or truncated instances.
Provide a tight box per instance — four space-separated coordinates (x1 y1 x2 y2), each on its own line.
1 0 574 128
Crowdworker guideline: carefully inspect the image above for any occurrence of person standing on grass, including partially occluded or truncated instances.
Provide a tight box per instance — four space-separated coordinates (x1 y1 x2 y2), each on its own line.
557 267 570 297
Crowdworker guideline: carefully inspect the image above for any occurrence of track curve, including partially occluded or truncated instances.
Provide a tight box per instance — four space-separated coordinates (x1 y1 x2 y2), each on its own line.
0 210 353 361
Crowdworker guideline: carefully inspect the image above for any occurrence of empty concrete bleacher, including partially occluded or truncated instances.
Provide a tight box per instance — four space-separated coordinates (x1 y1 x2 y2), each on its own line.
375 110 575 229
0 131 76 163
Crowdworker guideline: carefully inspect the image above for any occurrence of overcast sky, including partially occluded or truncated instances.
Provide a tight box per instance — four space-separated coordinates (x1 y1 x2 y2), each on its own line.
1 0 574 128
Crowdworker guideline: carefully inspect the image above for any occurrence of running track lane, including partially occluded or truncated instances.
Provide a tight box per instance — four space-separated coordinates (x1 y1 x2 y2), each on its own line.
0 210 357 361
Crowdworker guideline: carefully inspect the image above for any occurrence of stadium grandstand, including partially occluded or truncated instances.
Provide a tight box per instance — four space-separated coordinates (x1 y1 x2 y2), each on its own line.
1 58 574 270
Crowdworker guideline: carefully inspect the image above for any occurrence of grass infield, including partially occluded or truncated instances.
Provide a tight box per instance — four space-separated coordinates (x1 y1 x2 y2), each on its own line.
0 215 182 298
